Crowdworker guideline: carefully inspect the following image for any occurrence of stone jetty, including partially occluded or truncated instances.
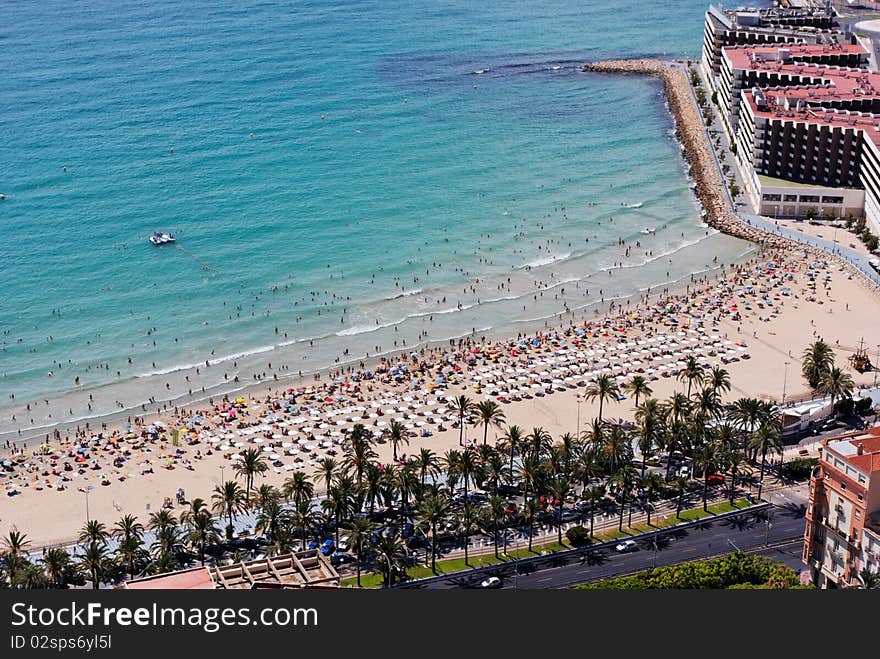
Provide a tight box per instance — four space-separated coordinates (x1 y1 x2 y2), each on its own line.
583 58 880 295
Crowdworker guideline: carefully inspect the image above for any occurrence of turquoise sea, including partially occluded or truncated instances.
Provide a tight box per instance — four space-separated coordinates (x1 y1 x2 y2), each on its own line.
0 0 766 440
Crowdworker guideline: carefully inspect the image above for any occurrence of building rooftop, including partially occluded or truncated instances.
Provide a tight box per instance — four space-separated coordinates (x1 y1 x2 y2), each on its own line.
124 550 340 590
822 426 880 474
744 92 880 147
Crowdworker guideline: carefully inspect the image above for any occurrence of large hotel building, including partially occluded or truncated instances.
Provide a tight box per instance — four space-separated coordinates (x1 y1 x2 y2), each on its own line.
701 4 880 233
803 427 880 588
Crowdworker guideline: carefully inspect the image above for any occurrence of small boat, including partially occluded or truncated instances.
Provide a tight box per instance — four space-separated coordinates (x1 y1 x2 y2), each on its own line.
641 227 655 235
0 193 5 200
149 231 175 245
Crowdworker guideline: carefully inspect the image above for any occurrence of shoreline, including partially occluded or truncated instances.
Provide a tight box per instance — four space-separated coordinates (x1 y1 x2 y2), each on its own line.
2 232 753 445
582 58 880 296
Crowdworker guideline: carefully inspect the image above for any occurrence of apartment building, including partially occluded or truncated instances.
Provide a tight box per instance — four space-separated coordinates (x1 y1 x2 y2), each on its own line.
702 3 844 95
803 426 880 588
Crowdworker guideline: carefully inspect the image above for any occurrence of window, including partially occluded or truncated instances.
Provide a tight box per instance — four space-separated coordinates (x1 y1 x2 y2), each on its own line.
800 194 820 203
762 194 782 201
855 510 861 519
783 194 798 202
821 196 844 204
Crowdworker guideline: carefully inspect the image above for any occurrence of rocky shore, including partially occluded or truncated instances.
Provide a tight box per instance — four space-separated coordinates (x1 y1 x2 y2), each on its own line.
583 58 880 296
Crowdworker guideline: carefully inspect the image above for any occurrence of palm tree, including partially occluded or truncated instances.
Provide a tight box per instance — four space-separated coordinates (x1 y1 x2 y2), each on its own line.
234 447 268 504
113 515 145 579
342 516 375 587
748 423 782 498
819 366 854 413
184 508 219 566
609 465 637 531
802 339 835 390
255 500 288 542
624 375 653 408
696 440 719 511
725 449 745 505
342 424 375 486
708 366 731 396
674 475 690 518
522 496 542 552
212 480 247 540
78 520 109 546
641 473 664 526
113 515 144 546
857 568 880 589
387 420 409 461
585 485 606 538
459 500 479 565
666 392 692 425
584 374 620 422
282 470 314 507
475 400 506 445
290 500 316 551
418 493 449 573
678 356 705 398
636 411 660 478
374 530 407 588
41 547 70 588
416 446 438 490
526 426 552 461
486 495 508 558
499 425 524 476
147 508 178 538
2 528 30 587
315 457 338 495
694 387 722 420
451 395 475 447
78 541 110 590
251 483 280 511
548 477 573 545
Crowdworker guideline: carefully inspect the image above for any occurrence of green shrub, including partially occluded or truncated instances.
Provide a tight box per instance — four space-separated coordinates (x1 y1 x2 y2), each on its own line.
780 457 818 481
576 552 804 589
855 397 874 416
834 396 855 417
565 526 591 548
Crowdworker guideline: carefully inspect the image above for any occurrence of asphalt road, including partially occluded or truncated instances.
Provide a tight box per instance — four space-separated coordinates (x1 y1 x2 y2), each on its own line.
422 503 806 589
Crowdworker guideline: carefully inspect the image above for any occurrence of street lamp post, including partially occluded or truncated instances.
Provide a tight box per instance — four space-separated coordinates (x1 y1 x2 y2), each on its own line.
220 465 225 484
576 397 583 438
782 361 790 406
84 490 90 524
764 507 773 547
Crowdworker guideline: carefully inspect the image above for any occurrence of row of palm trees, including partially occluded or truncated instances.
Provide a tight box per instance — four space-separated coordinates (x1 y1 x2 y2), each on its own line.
2 355 792 589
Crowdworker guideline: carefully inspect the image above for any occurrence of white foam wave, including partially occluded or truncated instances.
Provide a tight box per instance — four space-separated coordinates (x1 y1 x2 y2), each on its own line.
520 252 572 269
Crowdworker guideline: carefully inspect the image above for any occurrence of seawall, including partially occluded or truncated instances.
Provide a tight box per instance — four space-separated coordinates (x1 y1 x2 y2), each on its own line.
582 58 880 295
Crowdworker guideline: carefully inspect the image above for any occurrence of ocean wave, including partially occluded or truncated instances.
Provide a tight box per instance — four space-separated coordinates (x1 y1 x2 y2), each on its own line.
384 288 423 300
134 345 275 378
520 252 572 269
336 318 405 336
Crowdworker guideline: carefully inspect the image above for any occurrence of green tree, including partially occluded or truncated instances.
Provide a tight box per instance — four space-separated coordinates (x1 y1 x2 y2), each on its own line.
387 420 409 461
802 340 835 391
234 447 268 504
585 374 620 422
819 366 854 413
418 493 450 573
211 480 247 540
624 375 653 409
282 470 314 507
451 395 476 447
78 541 110 590
342 516 375 588
475 399 506 446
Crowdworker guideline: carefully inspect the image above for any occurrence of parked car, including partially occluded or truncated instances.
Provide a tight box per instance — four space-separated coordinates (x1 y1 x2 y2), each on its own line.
479 576 503 589
615 539 638 553
707 474 725 485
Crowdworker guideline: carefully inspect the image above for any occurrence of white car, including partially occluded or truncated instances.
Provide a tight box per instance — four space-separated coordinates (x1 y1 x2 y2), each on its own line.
480 576 503 589
615 539 638 553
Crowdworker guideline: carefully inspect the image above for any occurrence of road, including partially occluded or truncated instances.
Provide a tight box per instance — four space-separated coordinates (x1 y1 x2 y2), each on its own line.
419 502 806 589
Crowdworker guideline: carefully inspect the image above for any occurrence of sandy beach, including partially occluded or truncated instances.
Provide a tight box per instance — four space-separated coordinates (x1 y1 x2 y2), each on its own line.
2 245 879 547
3 59 879 549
